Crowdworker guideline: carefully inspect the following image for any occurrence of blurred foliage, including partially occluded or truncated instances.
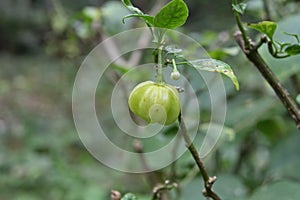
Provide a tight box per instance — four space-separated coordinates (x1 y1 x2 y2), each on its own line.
1 0 300 200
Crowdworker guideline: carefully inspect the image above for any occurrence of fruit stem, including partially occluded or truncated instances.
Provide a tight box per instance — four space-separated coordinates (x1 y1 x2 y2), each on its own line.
172 58 178 72
156 44 164 84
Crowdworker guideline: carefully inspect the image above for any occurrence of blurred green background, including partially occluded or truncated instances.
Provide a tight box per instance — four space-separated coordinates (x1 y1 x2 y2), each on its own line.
0 0 300 199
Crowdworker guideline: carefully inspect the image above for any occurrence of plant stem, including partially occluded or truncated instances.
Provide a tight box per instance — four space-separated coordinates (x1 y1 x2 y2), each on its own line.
247 50 300 128
152 181 178 200
235 32 300 129
178 114 221 200
232 0 250 50
232 0 300 129
172 58 178 71
156 44 164 83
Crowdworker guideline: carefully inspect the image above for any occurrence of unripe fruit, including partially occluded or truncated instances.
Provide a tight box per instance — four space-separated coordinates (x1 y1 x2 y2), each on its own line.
128 81 180 125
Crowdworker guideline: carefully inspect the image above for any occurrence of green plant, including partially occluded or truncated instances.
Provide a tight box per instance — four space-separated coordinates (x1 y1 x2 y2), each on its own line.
121 0 239 199
2 0 300 200
232 0 300 129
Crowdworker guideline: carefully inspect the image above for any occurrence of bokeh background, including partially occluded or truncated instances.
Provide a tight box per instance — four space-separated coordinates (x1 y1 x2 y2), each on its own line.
1 0 300 199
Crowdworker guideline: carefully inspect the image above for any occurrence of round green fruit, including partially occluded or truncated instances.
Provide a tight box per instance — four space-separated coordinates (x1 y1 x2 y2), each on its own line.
128 81 180 125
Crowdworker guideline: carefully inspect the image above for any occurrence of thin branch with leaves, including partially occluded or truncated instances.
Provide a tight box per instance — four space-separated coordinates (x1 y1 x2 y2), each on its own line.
232 0 300 129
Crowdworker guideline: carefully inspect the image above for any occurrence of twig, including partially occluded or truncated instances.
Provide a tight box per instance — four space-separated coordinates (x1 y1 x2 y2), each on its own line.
234 31 300 129
232 0 250 50
267 41 290 59
254 35 268 50
152 180 178 200
232 0 300 129
178 114 221 200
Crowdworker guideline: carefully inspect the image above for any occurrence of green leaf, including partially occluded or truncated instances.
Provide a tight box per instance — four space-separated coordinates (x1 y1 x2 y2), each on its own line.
249 181 300 200
121 0 155 26
121 0 144 15
248 21 277 39
154 0 188 29
122 14 154 24
274 41 291 52
122 0 131 6
285 44 300 55
259 14 300 81
283 31 300 43
232 3 247 14
188 59 239 90
121 193 137 200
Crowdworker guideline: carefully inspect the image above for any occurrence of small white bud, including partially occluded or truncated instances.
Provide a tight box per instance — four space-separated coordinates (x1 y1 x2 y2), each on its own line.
171 71 180 80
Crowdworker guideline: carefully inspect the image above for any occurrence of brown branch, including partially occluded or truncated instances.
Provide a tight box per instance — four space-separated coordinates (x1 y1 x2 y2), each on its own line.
234 31 300 129
152 180 178 200
178 114 221 200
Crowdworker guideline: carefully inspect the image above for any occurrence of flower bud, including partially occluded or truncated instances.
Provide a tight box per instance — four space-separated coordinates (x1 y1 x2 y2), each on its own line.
171 71 181 80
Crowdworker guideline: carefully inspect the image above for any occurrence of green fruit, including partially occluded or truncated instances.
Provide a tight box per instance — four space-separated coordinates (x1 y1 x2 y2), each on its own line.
128 81 180 125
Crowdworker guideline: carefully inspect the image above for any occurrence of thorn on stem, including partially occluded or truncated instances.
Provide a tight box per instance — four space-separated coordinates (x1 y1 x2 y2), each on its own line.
234 31 250 54
208 176 217 185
